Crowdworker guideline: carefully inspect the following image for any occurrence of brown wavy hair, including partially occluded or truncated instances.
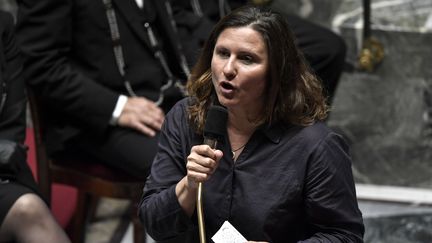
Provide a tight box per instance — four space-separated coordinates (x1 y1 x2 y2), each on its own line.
187 6 328 134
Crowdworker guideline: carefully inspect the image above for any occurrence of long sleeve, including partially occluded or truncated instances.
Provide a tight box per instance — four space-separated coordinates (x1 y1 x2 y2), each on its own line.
0 11 26 143
15 0 118 133
301 133 364 242
139 99 196 241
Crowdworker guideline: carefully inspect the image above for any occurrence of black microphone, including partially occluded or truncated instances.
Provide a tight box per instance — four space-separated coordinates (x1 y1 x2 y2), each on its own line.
203 105 228 149
197 105 228 243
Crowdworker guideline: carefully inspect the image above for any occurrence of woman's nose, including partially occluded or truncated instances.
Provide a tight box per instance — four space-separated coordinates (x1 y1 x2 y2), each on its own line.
223 58 236 80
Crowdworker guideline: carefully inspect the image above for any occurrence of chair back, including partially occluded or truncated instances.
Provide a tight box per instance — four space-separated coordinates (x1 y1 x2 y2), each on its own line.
27 87 53 201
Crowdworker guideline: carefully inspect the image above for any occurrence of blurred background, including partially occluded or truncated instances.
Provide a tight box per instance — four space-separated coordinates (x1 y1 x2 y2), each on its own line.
1 0 431 242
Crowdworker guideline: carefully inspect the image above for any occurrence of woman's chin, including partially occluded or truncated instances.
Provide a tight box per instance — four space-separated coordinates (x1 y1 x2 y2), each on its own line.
216 96 234 108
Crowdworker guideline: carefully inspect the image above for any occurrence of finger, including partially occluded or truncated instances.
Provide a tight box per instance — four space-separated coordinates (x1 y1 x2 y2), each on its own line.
129 97 165 122
144 105 165 121
118 112 157 136
214 150 224 162
133 122 157 137
134 110 164 130
187 170 211 183
147 114 164 128
139 116 162 131
186 159 215 174
140 98 165 117
187 149 217 168
192 145 217 159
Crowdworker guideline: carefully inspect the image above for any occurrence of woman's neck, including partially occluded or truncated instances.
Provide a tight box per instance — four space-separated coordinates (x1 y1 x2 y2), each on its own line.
227 103 263 132
227 107 261 159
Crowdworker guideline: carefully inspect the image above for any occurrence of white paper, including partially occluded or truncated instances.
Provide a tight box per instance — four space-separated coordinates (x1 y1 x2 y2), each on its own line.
211 221 248 243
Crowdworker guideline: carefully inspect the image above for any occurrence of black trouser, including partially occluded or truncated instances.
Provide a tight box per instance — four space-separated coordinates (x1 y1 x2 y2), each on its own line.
56 126 159 179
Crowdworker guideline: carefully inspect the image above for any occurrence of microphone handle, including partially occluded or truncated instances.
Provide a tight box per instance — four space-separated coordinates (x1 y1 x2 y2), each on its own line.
197 137 218 243
204 137 218 150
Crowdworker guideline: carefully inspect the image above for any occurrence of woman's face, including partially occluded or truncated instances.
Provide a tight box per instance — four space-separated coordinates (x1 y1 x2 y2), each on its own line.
211 26 269 113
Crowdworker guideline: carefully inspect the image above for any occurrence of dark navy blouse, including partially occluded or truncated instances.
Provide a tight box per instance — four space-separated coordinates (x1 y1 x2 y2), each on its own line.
140 98 364 243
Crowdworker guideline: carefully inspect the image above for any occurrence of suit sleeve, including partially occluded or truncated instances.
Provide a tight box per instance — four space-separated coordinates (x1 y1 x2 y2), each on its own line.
15 0 118 134
0 11 26 143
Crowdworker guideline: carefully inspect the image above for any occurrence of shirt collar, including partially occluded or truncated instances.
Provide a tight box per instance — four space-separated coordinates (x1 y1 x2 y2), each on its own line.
259 122 286 144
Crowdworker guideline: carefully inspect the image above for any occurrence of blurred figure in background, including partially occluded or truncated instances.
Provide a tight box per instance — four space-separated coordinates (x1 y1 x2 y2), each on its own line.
0 10 70 243
15 0 189 179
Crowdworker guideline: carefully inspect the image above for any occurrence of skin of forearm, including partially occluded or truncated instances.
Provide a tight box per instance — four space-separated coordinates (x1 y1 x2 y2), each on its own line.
175 177 198 217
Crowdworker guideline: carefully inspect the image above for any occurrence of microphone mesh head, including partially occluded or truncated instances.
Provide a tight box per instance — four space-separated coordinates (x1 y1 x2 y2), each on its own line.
203 105 228 140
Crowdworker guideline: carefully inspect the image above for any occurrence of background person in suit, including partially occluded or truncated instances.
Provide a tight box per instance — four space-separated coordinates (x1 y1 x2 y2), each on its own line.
0 10 70 243
171 0 346 105
15 0 189 178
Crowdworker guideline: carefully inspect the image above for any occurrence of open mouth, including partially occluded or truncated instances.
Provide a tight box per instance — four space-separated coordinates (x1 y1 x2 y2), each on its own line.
220 81 234 91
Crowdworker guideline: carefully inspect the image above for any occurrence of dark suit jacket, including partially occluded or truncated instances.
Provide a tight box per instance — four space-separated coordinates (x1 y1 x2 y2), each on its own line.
16 0 188 154
170 0 247 65
0 10 40 198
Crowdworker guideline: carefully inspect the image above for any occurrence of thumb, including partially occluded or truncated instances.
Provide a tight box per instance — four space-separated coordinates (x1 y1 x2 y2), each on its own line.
214 149 224 161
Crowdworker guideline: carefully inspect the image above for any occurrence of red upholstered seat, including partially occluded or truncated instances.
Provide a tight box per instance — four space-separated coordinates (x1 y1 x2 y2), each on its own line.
25 127 77 228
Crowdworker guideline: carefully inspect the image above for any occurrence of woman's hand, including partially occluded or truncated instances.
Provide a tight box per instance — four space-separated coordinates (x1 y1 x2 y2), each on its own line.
185 144 223 189
175 145 223 216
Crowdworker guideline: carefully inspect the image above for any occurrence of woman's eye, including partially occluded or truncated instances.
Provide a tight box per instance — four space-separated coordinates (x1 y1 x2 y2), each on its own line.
216 49 229 58
240 55 254 64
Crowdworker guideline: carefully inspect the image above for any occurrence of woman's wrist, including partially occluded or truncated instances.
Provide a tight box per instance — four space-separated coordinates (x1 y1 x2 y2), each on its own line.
175 177 198 217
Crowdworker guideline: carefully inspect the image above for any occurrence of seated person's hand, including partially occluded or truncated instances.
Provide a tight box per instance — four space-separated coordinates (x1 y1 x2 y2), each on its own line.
117 96 165 137
186 145 223 189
